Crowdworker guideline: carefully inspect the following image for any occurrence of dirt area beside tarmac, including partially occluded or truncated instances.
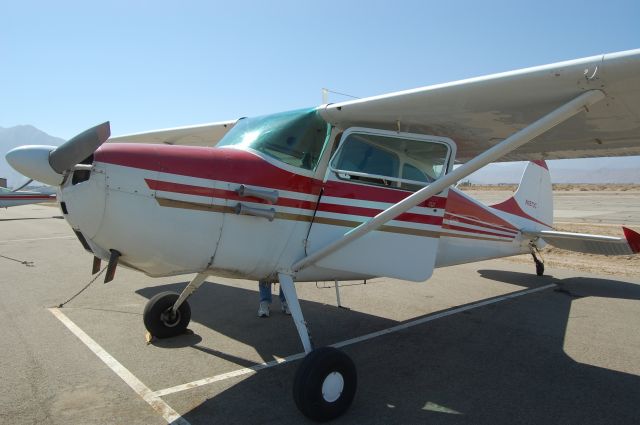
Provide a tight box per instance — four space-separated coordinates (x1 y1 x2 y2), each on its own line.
463 185 640 278
505 222 640 278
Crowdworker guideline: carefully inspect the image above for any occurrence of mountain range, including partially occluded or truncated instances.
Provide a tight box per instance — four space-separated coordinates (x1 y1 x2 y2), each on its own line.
1 125 638 188
466 156 640 184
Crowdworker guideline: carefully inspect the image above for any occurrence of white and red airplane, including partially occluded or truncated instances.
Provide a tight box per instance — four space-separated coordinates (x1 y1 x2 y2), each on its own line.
6 49 640 421
0 183 55 208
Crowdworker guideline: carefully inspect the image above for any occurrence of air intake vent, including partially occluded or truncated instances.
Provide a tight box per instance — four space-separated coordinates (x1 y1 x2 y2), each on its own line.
72 154 94 185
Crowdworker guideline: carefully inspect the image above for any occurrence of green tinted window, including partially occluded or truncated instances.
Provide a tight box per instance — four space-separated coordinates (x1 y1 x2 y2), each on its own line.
334 137 399 178
217 108 330 170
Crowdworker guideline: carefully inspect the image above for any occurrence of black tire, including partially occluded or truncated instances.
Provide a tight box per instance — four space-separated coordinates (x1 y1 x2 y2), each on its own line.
293 347 357 422
143 291 191 338
535 260 545 276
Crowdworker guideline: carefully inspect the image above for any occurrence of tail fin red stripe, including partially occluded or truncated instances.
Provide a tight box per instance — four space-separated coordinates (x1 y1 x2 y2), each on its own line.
491 197 552 228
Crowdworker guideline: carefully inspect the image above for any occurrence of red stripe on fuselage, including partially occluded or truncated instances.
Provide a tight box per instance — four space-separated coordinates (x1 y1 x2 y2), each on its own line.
444 213 519 235
445 190 518 231
315 203 443 225
442 223 515 239
96 144 321 195
146 178 443 226
98 144 447 209
323 180 447 209
146 179 317 210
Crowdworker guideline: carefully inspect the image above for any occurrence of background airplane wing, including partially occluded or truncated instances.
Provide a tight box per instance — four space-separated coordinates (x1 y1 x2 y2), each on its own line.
320 49 640 162
107 119 237 147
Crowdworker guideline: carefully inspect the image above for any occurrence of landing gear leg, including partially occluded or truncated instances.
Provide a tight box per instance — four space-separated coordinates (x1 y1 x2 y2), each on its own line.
530 243 545 276
278 272 357 422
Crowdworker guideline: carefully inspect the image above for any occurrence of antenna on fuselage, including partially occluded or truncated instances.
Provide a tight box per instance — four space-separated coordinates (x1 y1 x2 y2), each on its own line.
321 88 361 104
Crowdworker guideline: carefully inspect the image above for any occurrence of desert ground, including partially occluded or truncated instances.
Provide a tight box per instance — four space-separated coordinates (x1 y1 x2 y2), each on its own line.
462 184 640 277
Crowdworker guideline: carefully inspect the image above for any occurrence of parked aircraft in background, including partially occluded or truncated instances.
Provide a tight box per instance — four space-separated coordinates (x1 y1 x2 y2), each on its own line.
0 183 55 208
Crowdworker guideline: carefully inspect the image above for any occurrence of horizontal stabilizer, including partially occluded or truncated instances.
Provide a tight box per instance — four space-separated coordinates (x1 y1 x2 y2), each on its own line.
524 227 640 256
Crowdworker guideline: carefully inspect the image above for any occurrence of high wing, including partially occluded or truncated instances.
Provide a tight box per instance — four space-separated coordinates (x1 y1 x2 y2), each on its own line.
107 119 237 147
319 49 640 162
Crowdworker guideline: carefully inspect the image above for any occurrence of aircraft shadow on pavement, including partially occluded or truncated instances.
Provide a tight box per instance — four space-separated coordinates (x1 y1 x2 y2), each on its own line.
137 273 640 425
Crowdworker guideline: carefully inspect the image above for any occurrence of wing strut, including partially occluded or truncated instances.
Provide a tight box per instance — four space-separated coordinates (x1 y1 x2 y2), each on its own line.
291 89 605 273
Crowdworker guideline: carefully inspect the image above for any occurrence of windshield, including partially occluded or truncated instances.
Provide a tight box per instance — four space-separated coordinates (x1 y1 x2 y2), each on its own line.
217 108 330 170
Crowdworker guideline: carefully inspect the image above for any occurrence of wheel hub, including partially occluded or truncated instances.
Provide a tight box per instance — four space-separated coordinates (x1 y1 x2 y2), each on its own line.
160 307 181 327
321 371 344 403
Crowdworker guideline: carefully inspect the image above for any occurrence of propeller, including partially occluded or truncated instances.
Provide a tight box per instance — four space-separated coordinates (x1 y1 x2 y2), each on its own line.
11 178 33 192
49 122 111 173
5 122 111 186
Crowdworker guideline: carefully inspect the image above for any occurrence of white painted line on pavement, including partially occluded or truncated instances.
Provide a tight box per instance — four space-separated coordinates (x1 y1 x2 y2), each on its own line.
331 283 557 348
153 283 557 397
49 308 190 425
152 352 307 398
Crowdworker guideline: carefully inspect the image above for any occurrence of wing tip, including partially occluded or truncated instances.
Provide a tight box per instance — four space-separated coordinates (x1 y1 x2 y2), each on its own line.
622 227 640 253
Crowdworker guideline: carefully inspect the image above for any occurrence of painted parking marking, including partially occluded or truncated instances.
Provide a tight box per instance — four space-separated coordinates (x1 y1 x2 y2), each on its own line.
153 283 558 397
49 308 190 425
151 352 307 398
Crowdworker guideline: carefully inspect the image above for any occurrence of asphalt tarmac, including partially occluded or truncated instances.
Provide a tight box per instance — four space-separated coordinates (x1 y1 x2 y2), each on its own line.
1 203 639 425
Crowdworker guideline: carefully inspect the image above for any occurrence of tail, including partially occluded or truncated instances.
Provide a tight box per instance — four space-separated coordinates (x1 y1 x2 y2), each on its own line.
491 160 553 229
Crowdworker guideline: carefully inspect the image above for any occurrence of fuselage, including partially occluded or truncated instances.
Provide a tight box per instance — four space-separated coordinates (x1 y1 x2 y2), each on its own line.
58 140 534 283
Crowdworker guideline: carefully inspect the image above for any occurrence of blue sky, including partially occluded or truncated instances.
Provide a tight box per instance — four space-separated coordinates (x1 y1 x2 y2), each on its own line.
1 0 639 141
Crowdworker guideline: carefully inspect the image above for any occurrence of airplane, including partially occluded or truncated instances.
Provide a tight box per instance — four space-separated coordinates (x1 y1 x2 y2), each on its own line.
0 180 55 208
5 48 640 422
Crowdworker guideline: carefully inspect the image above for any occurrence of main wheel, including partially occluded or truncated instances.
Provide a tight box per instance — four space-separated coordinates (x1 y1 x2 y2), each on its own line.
143 291 191 338
535 260 545 276
293 347 357 422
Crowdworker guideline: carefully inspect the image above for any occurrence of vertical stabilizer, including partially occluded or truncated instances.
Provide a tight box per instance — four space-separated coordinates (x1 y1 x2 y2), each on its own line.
491 160 553 229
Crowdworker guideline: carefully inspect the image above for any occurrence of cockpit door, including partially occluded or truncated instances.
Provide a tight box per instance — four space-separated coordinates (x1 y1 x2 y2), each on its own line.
305 128 455 282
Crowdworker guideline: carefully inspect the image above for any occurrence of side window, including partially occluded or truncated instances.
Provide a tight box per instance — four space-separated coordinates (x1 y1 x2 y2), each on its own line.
401 163 431 191
330 130 450 191
332 135 399 187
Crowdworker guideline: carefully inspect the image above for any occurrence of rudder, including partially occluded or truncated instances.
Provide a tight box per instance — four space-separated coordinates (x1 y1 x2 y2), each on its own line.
491 160 553 229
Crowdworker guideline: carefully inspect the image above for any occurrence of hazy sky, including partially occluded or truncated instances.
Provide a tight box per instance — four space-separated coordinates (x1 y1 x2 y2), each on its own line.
1 0 639 140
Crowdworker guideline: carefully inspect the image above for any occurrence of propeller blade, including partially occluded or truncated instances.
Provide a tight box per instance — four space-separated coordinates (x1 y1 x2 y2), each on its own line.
11 178 33 192
49 122 111 174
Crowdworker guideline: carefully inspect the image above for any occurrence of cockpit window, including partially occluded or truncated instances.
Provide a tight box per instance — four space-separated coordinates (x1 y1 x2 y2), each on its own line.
330 131 450 191
217 108 330 170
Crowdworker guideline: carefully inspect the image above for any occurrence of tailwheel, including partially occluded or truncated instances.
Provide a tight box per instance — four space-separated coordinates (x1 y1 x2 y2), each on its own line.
293 346 357 422
530 242 545 276
143 291 191 338
534 257 545 276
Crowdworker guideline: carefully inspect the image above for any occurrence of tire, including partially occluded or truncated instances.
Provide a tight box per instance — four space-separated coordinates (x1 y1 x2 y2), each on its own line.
535 260 545 276
143 291 191 338
293 347 357 422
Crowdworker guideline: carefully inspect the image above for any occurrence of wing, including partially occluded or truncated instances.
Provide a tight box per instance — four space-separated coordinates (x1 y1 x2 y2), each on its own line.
524 227 640 256
320 49 640 162
107 120 237 147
